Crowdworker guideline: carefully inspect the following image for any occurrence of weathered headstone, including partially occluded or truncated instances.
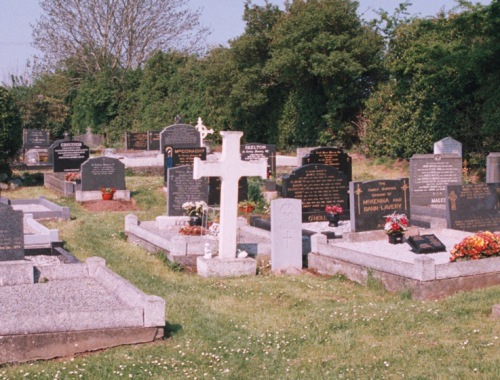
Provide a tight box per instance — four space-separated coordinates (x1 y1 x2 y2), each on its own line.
350 178 410 232
409 154 462 208
302 147 352 181
282 164 349 223
53 141 90 173
167 166 209 216
0 204 24 261
407 234 446 254
271 198 302 272
445 183 500 232
126 132 148 150
241 143 277 178
434 137 462 157
160 124 200 153
80 156 126 191
148 131 160 150
487 153 500 184
194 131 267 260
23 129 50 148
75 127 104 148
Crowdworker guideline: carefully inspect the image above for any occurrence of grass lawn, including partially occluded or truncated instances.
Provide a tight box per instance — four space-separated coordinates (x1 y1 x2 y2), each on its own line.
2 160 500 379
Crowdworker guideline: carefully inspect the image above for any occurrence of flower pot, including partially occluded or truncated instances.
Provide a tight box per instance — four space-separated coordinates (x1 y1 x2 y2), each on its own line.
102 192 114 201
326 213 340 227
189 216 202 226
388 232 404 244
239 205 255 213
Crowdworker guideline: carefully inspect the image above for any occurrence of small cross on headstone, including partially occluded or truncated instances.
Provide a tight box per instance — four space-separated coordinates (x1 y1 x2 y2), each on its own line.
193 131 267 259
196 117 214 147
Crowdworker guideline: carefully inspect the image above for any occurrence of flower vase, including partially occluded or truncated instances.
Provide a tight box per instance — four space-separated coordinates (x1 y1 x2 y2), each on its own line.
388 232 404 244
102 192 114 201
189 216 202 226
326 213 340 227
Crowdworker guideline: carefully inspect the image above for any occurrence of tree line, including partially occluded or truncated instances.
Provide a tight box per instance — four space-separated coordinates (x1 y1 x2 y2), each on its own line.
1 0 499 172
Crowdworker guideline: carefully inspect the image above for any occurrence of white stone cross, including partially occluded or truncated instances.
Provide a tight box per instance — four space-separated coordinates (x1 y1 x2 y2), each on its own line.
196 117 214 147
193 131 267 259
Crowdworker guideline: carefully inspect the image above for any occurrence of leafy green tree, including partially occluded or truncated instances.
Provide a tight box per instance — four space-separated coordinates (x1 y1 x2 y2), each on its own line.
0 87 22 176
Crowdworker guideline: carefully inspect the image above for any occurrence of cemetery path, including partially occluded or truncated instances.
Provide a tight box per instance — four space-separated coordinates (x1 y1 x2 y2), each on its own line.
80 199 139 212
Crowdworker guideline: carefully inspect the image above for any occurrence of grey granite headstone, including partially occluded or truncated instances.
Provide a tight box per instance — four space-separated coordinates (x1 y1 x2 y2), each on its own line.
282 164 349 223
302 147 352 181
350 178 410 232
446 183 500 232
0 204 24 261
23 129 50 148
434 137 462 157
80 156 126 191
410 154 462 208
241 143 277 178
167 166 209 216
53 141 90 173
75 128 104 148
160 124 200 153
271 198 302 272
487 153 500 184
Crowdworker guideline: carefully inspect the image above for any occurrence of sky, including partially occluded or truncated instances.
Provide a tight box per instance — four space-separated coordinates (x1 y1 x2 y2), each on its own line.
0 0 492 83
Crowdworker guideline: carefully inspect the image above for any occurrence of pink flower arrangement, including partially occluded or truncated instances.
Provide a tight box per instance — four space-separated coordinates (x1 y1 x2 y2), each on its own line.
325 204 343 214
450 231 500 262
384 212 408 235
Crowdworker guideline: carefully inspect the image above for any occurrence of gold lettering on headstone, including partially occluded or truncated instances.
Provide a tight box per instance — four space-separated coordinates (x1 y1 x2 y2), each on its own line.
355 184 363 215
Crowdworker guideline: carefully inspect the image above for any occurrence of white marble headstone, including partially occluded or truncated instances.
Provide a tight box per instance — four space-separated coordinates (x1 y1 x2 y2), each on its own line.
433 137 462 157
271 198 302 272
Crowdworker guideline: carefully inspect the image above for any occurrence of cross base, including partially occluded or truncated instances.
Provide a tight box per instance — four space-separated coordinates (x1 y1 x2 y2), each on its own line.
197 256 256 278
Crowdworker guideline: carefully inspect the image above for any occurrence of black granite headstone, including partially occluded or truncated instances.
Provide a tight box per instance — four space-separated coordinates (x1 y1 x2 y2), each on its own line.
302 147 352 181
148 131 160 150
164 147 206 184
445 183 500 232
126 132 148 150
159 124 200 153
167 166 209 216
0 203 24 261
23 129 50 148
240 143 276 178
208 177 247 205
407 234 446 254
282 164 349 223
53 141 90 173
47 138 70 164
80 156 126 191
350 178 410 232
410 154 462 208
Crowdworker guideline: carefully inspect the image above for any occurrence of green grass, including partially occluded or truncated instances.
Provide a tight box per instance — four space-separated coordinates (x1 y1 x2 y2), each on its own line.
2 170 500 379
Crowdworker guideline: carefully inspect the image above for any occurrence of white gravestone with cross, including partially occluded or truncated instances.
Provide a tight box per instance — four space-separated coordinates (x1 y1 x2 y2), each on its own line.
271 198 302 272
196 117 214 148
194 131 267 273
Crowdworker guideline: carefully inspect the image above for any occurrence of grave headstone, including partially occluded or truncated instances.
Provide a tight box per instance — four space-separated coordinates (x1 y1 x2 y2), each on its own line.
23 129 50 148
282 164 349 223
196 117 214 148
0 203 24 261
160 124 200 153
164 147 206 184
296 147 318 167
80 156 126 191
271 198 302 272
53 141 90 173
487 153 500 184
241 143 277 178
126 132 148 150
24 150 40 165
148 131 160 150
407 234 446 254
434 137 462 157
302 147 352 181
75 127 104 148
167 166 209 216
208 177 248 205
47 137 70 164
350 178 410 232
409 154 462 208
445 183 500 232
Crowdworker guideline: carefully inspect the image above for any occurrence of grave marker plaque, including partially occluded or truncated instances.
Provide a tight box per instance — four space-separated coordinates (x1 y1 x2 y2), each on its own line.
487 153 500 184
350 178 410 232
164 147 206 184
23 129 50 148
410 154 462 208
148 131 160 150
434 137 462 157
282 164 349 223
271 198 302 271
407 234 446 254
0 204 24 261
240 143 276 177
167 166 209 216
80 156 126 191
126 132 148 150
160 124 200 153
302 147 352 181
445 183 500 232
53 141 90 173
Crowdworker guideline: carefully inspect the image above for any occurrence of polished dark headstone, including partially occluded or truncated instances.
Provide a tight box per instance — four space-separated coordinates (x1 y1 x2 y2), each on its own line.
240 143 276 178
166 166 209 216
53 141 90 173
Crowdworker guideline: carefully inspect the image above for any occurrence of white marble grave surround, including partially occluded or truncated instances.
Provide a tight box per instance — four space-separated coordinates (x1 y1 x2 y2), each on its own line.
194 131 267 261
271 198 302 272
